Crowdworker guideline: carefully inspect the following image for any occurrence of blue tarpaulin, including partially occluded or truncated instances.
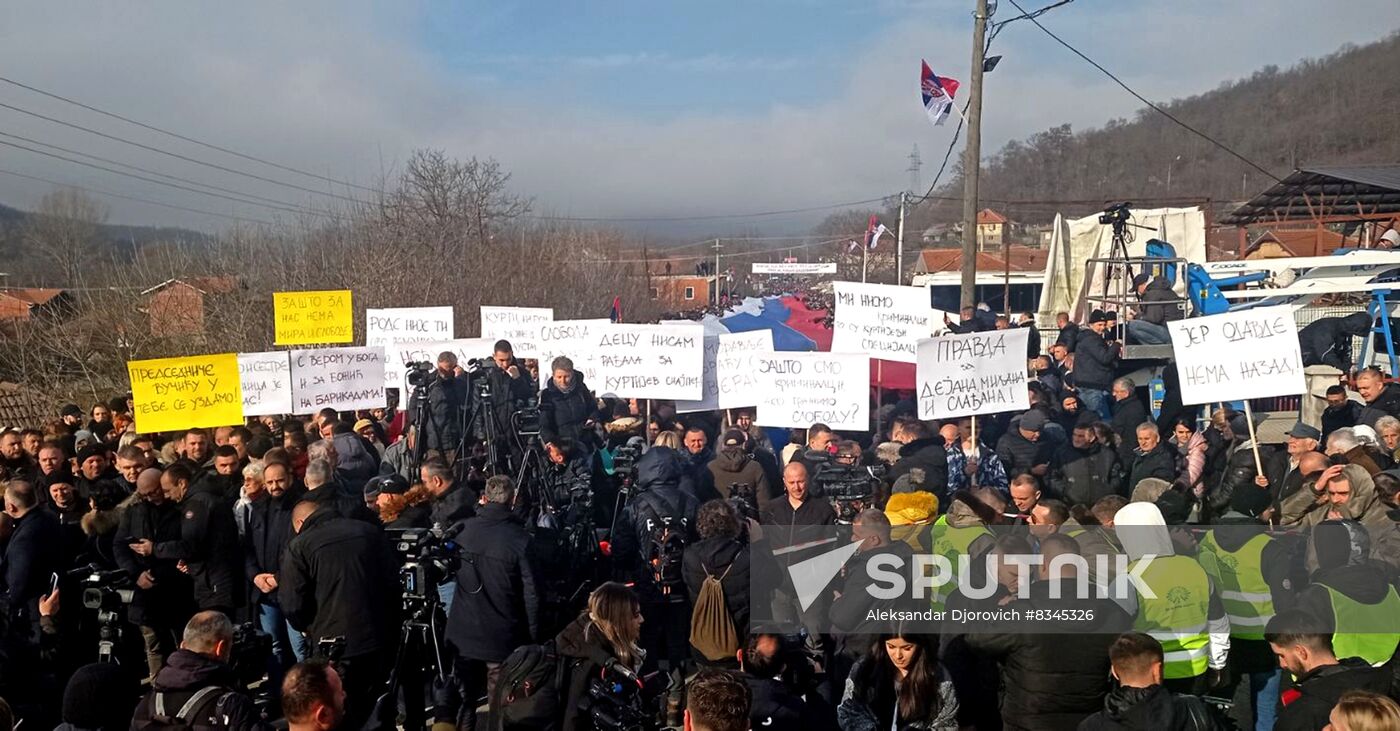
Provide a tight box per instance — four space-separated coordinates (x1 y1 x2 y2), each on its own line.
719 312 816 351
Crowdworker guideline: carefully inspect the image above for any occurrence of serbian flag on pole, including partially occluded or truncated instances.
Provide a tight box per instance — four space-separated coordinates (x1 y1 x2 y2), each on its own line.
609 296 623 323
864 215 890 250
921 61 960 127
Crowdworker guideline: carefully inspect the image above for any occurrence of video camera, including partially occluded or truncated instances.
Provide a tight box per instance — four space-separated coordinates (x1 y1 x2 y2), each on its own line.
405 361 438 389
727 482 760 522
1098 201 1132 227
70 565 134 614
514 400 542 437
611 439 644 483
580 662 668 731
388 524 463 602
229 622 273 689
808 454 886 523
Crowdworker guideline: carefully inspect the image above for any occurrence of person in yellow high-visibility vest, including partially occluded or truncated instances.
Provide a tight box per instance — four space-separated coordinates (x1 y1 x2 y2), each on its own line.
1115 502 1231 696
927 489 999 615
1294 520 1400 668
1197 496 1294 731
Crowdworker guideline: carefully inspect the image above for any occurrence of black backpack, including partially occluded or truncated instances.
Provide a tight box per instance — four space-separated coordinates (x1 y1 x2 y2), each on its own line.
488 641 572 731
132 686 236 731
642 493 689 597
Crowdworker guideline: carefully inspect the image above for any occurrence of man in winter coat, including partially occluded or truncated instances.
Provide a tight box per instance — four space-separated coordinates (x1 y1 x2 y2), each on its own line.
1050 421 1125 508
114 468 193 680
1264 609 1392 731
996 410 1053 479
707 429 774 507
682 499 752 665
760 462 837 653
1127 423 1177 492
1054 312 1080 353
1075 312 1121 419
414 351 468 463
540 356 598 448
242 461 306 688
1078 632 1224 730
280 500 398 731
129 611 265 731
886 416 951 502
1291 519 1400 665
967 534 1132 730
130 463 242 615
1321 386 1362 440
1204 412 1276 522
1109 379 1148 464
446 476 539 731
1 480 61 647
738 633 837 731
827 510 918 648
328 421 379 492
1298 312 1372 372
1125 274 1184 345
1355 367 1400 429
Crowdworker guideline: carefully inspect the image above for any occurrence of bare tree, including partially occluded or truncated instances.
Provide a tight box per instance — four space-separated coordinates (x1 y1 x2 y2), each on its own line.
22 188 107 286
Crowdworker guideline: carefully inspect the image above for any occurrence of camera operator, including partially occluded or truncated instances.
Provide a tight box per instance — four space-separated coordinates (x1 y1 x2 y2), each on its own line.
280 500 397 731
414 351 469 466
738 633 837 731
421 456 477 612
129 463 242 616
542 437 594 509
243 460 306 694
446 475 539 731
130 611 267 731
540 356 599 449
114 468 194 680
611 442 700 726
554 582 645 731
481 339 537 441
885 416 949 503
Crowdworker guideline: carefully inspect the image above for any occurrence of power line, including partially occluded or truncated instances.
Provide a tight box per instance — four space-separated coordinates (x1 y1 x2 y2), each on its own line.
1002 0 1280 182
0 137 338 220
0 100 371 205
0 167 280 227
0 74 383 195
526 196 890 223
0 131 345 221
583 235 859 265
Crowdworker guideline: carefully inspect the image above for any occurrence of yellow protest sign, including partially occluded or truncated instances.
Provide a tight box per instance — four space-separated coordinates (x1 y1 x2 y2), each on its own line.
128 353 244 433
274 290 353 345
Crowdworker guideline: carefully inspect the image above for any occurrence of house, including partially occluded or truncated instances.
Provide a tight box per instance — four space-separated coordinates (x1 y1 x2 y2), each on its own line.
141 276 240 337
977 208 1009 251
0 288 69 322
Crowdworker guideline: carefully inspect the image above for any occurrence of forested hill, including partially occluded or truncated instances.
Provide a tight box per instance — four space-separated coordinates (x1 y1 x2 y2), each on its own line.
914 32 1400 224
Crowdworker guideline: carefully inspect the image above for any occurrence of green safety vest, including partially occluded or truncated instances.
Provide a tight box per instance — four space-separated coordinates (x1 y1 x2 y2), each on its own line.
1197 531 1274 641
1323 584 1400 667
929 514 991 612
1131 554 1211 680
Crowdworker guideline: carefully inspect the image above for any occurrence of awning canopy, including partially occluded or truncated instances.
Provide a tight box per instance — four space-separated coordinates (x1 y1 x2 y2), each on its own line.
1223 165 1400 225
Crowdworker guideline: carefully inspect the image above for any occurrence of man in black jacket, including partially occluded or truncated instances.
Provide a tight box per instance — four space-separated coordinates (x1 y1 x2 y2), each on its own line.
1125 274 1183 345
539 356 598 448
415 351 468 465
1355 367 1400 429
995 410 1053 479
244 460 306 692
885 416 950 503
1075 312 1121 420
1109 378 1149 464
445 475 538 731
1054 312 1080 353
1298 312 1372 372
1079 632 1223 730
114 468 193 680
827 510 916 657
280 501 397 731
1127 423 1176 491
1 481 61 648
1050 421 1125 508
760 463 837 655
131 463 242 615
1264 610 1391 731
1322 386 1362 440
738 633 837 731
422 456 477 614
129 611 265 731
480 340 536 456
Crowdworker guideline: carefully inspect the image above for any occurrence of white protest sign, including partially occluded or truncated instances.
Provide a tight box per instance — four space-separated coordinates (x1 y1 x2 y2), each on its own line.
831 281 934 363
237 351 293 416
590 323 705 400
387 338 495 400
675 330 775 413
480 306 555 359
916 328 1030 420
753 352 869 431
366 307 455 387
753 262 838 274
1168 306 1305 405
289 346 387 414
534 319 611 389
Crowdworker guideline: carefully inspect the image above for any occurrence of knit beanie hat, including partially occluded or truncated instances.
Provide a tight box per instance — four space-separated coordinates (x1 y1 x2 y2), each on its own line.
63 662 139 728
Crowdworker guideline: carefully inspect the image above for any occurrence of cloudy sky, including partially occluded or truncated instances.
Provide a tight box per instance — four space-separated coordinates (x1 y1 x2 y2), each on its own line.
0 1 1395 235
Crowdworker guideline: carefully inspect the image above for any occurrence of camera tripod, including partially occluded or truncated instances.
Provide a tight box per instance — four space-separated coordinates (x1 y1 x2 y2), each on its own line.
372 590 449 731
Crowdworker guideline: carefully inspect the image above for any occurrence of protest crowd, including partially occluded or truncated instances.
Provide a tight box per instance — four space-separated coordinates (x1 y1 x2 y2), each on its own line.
2 289 1400 731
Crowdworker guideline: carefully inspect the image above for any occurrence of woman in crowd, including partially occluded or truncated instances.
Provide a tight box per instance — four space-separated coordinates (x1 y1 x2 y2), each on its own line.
1169 417 1208 497
555 582 645 731
1328 690 1400 731
838 631 959 731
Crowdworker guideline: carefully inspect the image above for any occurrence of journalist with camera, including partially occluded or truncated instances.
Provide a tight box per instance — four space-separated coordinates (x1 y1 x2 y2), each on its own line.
553 582 664 731
410 351 469 466
279 500 398 731
806 442 884 524
542 437 594 511
444 475 539 731
478 339 537 449
130 611 266 731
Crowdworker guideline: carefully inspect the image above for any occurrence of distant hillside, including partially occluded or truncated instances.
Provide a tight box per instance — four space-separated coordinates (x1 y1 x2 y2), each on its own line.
910 31 1400 226
0 199 212 284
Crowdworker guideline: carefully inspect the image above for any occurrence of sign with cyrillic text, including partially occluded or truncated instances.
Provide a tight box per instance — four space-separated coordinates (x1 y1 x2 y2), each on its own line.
916 328 1030 419
832 282 933 363
237 351 293 416
590 324 704 400
753 352 870 431
677 329 776 412
366 307 455 387
480 306 555 360
290 346 387 414
1168 306 1305 405
533 320 611 391
753 262 838 274
128 353 244 432
273 290 353 345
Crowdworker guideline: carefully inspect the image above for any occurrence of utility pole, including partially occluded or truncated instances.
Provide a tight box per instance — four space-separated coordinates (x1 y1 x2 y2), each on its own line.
959 0 989 311
895 191 908 285
712 238 722 305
